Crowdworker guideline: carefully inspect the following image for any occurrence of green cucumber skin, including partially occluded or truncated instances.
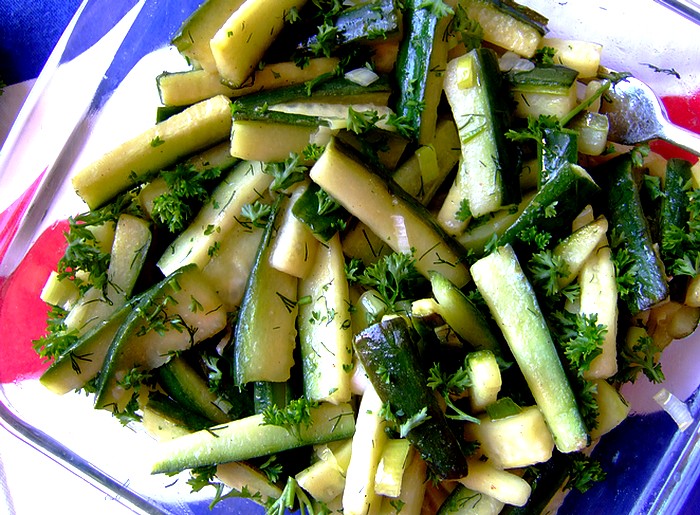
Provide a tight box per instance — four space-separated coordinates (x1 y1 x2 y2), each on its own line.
291 181 350 241
509 65 579 94
234 76 392 112
540 128 578 186
601 154 669 314
428 270 502 355
394 0 439 139
483 0 548 34
499 163 600 250
151 402 356 474
659 158 693 266
40 301 133 394
253 381 294 414
158 358 230 425
93 266 192 409
305 0 401 48
472 47 522 208
232 109 326 127
232 199 281 386
470 245 588 453
146 391 214 432
354 317 469 480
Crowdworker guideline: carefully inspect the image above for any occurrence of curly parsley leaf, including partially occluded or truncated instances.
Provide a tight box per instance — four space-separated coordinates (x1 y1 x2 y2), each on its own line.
418 0 454 18
187 466 265 510
448 4 483 51
615 330 665 384
533 46 557 65
240 201 273 229
152 163 223 233
32 305 79 360
427 359 480 423
352 252 427 315
528 249 570 298
563 453 607 493
264 152 308 192
261 397 318 438
552 311 606 373
266 476 325 515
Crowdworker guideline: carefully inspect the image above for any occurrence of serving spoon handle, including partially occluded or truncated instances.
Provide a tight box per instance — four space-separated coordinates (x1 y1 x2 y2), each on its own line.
660 122 700 157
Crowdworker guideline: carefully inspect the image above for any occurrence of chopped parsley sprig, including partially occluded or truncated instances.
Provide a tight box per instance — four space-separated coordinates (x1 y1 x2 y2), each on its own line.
348 251 428 315
563 452 607 493
427 360 480 423
152 163 223 233
261 397 318 438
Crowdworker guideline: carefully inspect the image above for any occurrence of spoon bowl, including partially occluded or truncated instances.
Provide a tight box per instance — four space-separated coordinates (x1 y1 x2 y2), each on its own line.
600 76 700 156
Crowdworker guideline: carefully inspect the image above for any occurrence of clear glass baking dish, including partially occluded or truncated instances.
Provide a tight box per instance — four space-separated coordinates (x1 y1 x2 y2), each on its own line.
0 0 699 513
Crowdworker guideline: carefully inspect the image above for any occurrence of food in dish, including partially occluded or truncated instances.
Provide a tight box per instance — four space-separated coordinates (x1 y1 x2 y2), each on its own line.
30 0 700 513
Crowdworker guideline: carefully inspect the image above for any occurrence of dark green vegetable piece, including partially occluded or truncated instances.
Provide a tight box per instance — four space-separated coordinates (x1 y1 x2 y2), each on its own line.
354 316 469 480
292 181 351 241
540 128 578 186
499 163 600 252
146 391 214 432
253 381 294 414
659 158 693 267
301 0 402 50
158 357 230 425
393 0 445 140
232 75 393 113
599 153 669 314
509 64 579 94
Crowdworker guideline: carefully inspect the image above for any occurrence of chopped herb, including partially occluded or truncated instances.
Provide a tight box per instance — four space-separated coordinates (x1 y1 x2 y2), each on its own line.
240 201 273 228
353 252 427 314
284 6 301 23
456 198 472 222
346 107 381 135
152 163 223 233
187 466 264 510
264 152 308 192
641 63 681 79
610 229 640 304
266 476 322 515
534 46 557 65
259 455 284 483
302 143 325 161
528 249 570 298
261 397 318 438
32 305 79 360
428 360 480 423
448 4 483 51
398 406 431 437
615 331 665 384
552 311 606 373
563 453 607 493
309 21 338 58
417 0 454 18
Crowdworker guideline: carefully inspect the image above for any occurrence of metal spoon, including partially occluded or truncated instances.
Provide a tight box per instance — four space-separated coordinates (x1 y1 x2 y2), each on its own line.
600 76 700 156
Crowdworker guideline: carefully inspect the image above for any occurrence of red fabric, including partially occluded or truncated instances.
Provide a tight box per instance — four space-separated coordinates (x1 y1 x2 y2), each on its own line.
0 220 68 382
653 92 700 162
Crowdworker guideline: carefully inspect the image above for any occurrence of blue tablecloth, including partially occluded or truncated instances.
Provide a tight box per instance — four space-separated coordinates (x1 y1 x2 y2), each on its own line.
0 0 82 86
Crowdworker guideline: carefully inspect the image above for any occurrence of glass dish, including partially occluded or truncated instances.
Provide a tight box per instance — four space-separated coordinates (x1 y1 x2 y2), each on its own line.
0 0 698 513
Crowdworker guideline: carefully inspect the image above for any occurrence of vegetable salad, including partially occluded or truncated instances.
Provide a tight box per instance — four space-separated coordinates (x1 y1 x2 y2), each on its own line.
32 0 700 513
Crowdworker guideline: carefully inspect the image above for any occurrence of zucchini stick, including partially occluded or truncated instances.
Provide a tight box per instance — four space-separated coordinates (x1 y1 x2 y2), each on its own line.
471 245 588 453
